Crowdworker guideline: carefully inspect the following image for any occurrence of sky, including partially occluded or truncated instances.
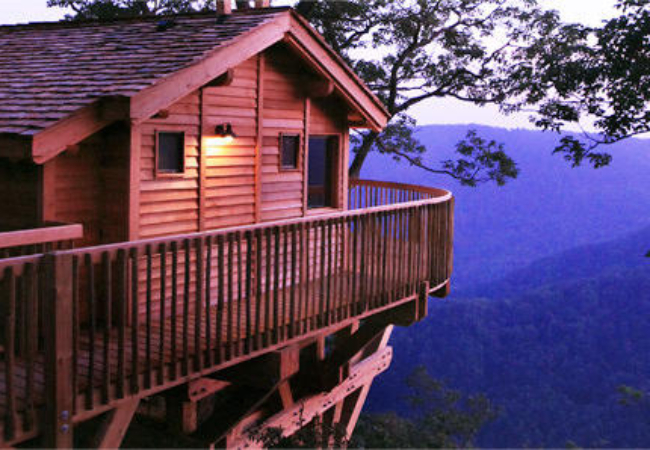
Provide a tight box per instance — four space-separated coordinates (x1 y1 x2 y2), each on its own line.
0 0 620 129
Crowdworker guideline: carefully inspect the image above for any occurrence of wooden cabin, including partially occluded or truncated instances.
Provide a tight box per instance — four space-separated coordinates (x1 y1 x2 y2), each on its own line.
0 3 454 448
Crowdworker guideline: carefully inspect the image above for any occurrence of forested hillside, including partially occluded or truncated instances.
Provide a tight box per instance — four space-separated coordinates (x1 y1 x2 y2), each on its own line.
360 125 650 447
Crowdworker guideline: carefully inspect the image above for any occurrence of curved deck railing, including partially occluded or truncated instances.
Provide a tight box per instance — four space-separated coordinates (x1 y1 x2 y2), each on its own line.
0 180 454 445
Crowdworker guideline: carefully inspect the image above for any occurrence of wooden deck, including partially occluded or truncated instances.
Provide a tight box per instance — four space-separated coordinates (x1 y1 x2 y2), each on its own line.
0 180 454 446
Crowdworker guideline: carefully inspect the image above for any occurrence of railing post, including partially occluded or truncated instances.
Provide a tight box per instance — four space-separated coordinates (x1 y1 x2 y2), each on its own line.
43 252 75 448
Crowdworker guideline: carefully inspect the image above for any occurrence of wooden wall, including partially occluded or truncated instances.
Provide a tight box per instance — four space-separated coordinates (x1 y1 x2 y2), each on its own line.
0 159 39 230
202 57 258 230
139 93 201 239
50 123 130 246
134 43 350 240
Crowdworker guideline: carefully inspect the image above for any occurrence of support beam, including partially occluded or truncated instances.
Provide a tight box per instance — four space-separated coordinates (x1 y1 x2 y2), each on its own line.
43 253 74 448
306 79 334 98
92 399 139 449
231 346 393 448
213 345 300 388
205 69 235 88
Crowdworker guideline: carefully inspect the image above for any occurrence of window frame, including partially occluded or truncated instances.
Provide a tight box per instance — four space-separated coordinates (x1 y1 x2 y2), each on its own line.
305 133 342 211
155 130 187 179
278 132 302 172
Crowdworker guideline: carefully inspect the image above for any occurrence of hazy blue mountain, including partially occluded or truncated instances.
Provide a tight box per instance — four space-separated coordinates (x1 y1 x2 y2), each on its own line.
367 227 650 447
360 125 650 447
361 124 650 289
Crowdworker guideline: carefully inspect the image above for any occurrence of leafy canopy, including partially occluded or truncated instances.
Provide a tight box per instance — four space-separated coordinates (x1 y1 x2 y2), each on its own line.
351 365 498 448
513 0 650 168
296 0 570 183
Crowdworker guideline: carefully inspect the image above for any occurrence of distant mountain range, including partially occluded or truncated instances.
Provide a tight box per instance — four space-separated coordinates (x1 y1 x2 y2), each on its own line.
360 125 650 448
362 124 650 288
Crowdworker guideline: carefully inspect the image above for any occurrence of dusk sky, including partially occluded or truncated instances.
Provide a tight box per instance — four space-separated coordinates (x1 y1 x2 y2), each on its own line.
0 0 619 129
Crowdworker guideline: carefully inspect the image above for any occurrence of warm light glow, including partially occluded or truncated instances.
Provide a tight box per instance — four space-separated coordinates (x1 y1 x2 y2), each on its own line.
204 135 234 147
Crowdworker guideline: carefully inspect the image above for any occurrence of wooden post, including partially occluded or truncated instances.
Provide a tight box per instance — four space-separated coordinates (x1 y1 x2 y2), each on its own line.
217 0 232 15
254 0 270 7
43 253 75 448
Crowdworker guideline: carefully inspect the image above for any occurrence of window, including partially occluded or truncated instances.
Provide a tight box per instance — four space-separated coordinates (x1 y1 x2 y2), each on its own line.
280 134 300 170
307 136 339 209
157 131 185 175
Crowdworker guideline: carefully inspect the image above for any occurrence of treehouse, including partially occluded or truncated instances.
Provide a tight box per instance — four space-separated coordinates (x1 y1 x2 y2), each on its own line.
0 2 454 447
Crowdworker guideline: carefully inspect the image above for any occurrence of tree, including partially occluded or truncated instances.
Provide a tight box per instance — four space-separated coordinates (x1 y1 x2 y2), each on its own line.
47 0 252 20
295 0 573 183
512 0 650 169
351 365 498 448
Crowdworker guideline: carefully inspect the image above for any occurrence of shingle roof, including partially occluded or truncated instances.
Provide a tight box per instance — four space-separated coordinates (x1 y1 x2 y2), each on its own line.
0 8 288 136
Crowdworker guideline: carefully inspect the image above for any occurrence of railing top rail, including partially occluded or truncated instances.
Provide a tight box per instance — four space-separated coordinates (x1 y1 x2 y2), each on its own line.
52 182 453 258
0 222 83 249
350 179 450 197
0 253 44 273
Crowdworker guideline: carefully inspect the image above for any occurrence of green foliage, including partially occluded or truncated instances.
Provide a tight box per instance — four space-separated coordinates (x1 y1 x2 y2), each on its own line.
519 0 650 167
296 0 565 183
618 385 647 406
351 366 498 448
251 415 349 449
47 0 215 19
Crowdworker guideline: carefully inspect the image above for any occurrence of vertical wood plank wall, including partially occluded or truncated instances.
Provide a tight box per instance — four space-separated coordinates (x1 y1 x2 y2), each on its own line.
0 160 39 230
51 123 130 246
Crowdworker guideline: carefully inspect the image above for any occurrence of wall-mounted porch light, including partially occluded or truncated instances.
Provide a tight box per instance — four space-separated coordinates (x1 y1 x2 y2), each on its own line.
215 123 237 144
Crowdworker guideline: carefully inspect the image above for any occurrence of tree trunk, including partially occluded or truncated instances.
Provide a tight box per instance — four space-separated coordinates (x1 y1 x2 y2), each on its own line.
348 131 379 179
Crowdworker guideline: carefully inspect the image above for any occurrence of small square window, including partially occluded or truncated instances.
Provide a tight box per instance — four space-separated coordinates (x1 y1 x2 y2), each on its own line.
280 134 300 170
157 132 185 175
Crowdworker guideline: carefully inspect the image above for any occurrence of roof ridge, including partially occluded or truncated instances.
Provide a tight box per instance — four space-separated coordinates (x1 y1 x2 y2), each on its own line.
0 6 292 31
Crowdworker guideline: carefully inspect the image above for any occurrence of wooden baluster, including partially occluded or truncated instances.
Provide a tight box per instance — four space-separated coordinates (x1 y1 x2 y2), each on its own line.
116 249 127 398
289 224 298 339
204 236 213 367
101 252 112 404
395 209 404 299
236 232 244 356
282 225 289 341
381 212 388 306
359 215 367 315
3 267 17 441
245 231 253 354
351 216 359 316
158 243 167 385
72 255 80 410
169 243 178 380
255 229 263 350
24 262 37 430
182 240 190 376
299 223 307 334
195 238 204 372
264 228 272 347
319 221 327 328
216 235 225 362
227 234 234 360
273 227 281 344
85 254 96 409
327 220 335 325
130 248 140 391
145 245 153 388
